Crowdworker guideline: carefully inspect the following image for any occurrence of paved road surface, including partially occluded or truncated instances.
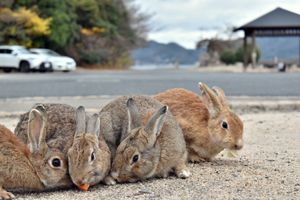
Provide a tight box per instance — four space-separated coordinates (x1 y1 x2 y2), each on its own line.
0 70 299 98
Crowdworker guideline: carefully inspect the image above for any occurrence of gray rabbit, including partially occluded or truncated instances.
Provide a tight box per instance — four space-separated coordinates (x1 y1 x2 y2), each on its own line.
100 96 191 184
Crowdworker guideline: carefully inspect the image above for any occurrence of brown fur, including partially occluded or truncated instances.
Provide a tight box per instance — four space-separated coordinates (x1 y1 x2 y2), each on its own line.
67 108 111 188
155 85 244 162
15 104 75 154
0 124 43 199
15 104 111 189
0 124 30 158
1 107 72 199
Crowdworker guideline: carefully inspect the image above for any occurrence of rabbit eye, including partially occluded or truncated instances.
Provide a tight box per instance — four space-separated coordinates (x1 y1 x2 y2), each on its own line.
222 121 228 129
51 158 61 168
132 155 139 163
91 152 95 161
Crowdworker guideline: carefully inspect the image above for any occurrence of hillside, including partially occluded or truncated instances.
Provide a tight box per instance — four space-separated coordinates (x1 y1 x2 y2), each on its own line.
132 37 299 65
132 40 204 65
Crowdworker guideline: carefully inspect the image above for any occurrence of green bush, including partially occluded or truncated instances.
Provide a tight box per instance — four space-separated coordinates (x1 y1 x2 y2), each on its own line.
220 46 261 65
220 50 236 65
235 46 260 64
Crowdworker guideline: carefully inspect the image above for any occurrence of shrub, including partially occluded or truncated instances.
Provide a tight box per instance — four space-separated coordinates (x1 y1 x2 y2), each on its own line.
220 50 236 65
235 46 260 64
220 46 261 65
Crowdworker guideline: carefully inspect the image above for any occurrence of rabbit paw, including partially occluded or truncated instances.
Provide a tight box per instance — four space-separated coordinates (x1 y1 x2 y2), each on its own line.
177 169 191 179
0 190 15 200
189 154 209 163
104 176 116 186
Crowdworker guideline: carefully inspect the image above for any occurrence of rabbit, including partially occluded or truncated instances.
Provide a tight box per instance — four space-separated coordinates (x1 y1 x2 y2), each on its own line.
154 82 244 162
67 106 111 190
100 96 190 184
15 104 111 190
15 103 76 155
0 106 71 200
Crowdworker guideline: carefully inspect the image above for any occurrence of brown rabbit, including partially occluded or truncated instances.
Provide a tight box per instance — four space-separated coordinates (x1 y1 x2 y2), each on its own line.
154 82 244 162
0 106 71 199
100 96 190 184
15 104 111 191
67 106 111 190
15 104 76 155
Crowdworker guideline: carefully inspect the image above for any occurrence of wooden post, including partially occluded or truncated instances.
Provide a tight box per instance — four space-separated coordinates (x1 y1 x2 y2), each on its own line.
251 31 257 68
243 34 248 70
298 36 300 67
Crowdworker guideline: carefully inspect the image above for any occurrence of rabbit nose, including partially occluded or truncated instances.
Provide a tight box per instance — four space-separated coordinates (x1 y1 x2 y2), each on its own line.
234 139 243 150
234 144 243 150
76 178 87 186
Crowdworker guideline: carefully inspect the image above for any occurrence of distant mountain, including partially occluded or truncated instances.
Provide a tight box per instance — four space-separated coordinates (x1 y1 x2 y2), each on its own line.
131 40 204 65
132 38 299 65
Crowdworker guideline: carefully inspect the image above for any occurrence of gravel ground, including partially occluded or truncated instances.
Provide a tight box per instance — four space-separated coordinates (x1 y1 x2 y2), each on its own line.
1 111 299 200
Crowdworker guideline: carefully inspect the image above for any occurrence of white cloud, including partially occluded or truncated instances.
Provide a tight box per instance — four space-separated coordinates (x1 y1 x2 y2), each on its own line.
134 0 300 48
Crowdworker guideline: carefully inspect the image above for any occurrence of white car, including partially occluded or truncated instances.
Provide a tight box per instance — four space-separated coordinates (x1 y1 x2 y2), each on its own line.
0 45 52 73
30 48 76 72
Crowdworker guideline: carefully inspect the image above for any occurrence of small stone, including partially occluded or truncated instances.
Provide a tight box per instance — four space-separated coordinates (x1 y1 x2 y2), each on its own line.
138 188 152 194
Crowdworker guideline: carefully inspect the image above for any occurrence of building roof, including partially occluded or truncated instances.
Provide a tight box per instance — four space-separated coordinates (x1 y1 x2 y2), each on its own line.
234 7 300 31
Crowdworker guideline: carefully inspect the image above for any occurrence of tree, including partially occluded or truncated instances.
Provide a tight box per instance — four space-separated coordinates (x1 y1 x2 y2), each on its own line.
3 0 149 68
0 7 51 47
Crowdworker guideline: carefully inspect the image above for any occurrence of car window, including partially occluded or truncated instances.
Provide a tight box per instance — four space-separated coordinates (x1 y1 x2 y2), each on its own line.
16 48 31 54
46 50 60 56
0 49 12 54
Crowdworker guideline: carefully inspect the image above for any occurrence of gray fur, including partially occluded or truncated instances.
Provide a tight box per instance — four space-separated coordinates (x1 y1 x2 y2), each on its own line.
75 106 86 136
15 104 76 154
100 95 189 181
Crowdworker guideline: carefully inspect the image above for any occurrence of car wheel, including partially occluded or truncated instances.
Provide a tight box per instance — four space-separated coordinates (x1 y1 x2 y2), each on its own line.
3 68 12 73
47 65 53 73
39 67 47 73
19 61 30 73
63 70 70 73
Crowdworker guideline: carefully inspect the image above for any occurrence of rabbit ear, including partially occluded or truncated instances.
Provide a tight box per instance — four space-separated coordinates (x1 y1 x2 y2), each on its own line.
127 98 141 131
144 106 168 138
28 107 47 153
76 106 86 136
86 113 100 137
198 82 222 118
212 86 228 107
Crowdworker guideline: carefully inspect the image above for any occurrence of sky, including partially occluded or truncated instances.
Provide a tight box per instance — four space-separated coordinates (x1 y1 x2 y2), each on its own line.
133 0 300 49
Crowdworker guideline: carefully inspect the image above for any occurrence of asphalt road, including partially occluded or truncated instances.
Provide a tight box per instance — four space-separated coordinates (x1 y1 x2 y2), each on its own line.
0 69 299 98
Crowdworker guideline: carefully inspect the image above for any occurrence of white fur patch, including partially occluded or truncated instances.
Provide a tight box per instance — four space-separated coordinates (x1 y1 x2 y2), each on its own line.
178 170 191 178
237 139 244 147
110 172 119 179
105 176 117 185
